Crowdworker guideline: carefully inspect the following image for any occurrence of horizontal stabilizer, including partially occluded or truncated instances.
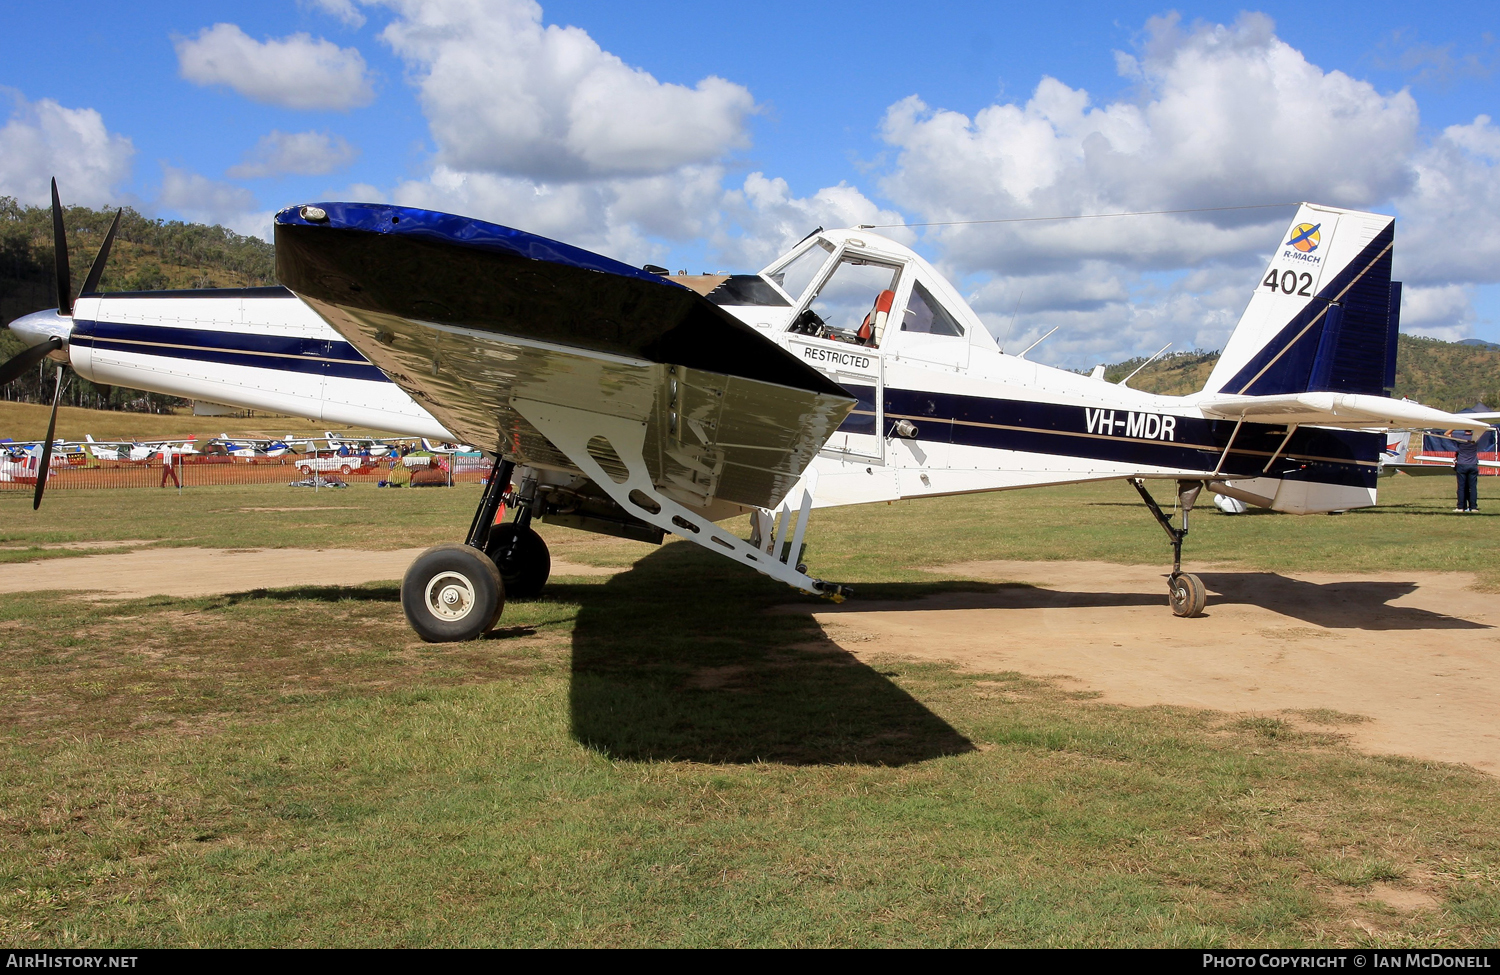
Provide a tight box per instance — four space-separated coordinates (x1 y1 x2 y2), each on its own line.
1200 392 1493 434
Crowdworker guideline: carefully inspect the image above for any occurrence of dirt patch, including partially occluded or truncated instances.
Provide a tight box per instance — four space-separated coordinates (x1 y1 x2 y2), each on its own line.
799 560 1500 774
0 547 621 599
1327 882 1442 917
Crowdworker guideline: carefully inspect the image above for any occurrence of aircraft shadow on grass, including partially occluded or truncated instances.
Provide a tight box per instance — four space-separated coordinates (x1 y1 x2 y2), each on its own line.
566 542 976 767
1194 573 1489 631
816 572 1487 632
218 545 1483 763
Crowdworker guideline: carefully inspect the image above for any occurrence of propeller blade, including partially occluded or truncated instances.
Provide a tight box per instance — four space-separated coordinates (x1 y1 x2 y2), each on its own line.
77 207 122 300
0 337 62 386
51 178 72 317
34 364 63 510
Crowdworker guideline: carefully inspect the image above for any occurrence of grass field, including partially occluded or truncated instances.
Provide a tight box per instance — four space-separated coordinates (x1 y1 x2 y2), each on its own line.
1 474 1497 946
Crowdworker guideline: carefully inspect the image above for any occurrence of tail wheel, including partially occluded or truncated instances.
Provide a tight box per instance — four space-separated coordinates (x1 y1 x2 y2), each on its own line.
1168 572 1207 618
484 524 551 600
401 543 504 642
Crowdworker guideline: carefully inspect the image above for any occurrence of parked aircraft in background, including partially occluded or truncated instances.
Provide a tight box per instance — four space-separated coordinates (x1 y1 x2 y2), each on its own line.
82 434 199 462
1378 416 1500 476
2 182 1490 641
208 434 306 458
323 431 394 457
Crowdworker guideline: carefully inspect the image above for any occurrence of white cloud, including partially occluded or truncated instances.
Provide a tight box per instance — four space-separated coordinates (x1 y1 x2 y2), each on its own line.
175 23 374 111
357 6 1500 356
379 163 905 272
388 165 676 259
227 130 360 179
1398 283 1473 342
377 0 755 180
1394 115 1500 292
963 263 1253 367
858 12 1450 361
879 13 1418 279
307 0 366 28
157 165 271 239
0 91 134 207
714 173 911 270
346 0 789 267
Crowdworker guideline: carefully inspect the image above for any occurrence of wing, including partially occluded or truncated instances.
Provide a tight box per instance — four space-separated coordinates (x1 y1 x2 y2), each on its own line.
275 203 854 513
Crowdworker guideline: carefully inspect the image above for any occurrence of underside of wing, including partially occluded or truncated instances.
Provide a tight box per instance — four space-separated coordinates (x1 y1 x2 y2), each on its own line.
275 203 853 513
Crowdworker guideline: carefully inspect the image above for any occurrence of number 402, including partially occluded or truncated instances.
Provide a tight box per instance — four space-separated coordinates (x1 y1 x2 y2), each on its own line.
1263 269 1313 296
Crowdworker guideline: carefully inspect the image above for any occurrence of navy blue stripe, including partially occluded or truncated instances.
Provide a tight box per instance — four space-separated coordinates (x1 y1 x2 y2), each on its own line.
839 384 1379 489
71 319 392 384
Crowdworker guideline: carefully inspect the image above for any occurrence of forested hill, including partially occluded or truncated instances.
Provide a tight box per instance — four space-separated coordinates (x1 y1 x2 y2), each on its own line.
0 197 274 329
1106 335 1499 413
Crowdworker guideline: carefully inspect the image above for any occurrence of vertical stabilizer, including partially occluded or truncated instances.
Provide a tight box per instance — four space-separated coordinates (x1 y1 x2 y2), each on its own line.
1203 204 1398 396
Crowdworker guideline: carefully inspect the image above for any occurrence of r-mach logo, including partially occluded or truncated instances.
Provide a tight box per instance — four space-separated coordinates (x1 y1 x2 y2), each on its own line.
1084 408 1178 441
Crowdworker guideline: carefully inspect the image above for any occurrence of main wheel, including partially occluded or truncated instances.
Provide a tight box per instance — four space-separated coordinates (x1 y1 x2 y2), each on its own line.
401 543 504 642
1168 572 1207 618
485 524 551 600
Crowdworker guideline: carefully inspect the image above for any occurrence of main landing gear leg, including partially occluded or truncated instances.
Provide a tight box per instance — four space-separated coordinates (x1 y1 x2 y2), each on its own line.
1131 478 1207 618
401 455 514 643
481 467 551 600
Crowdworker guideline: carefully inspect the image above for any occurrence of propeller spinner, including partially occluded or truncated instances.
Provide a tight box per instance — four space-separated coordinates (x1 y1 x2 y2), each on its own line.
0 178 122 508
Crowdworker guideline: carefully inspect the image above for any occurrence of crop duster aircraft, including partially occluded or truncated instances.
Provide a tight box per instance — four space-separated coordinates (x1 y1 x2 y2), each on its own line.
3 181 1490 640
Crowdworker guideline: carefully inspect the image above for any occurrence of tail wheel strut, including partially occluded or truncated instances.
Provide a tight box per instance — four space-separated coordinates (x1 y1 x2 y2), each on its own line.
1132 478 1207 618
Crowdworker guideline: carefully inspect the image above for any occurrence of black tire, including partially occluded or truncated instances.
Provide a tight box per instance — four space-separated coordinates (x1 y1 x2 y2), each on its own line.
485 524 551 599
401 543 504 642
1168 572 1207 618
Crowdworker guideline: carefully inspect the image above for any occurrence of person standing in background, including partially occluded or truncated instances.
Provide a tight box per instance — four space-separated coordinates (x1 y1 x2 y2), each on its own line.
159 443 181 489
1451 430 1481 513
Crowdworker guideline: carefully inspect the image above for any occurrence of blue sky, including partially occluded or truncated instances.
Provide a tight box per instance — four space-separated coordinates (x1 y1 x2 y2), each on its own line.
3 1 1498 364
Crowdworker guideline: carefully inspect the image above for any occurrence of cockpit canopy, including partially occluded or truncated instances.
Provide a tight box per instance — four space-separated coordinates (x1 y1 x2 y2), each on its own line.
742 230 993 359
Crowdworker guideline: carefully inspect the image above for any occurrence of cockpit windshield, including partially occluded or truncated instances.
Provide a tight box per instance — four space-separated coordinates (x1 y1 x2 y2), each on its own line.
766 240 834 303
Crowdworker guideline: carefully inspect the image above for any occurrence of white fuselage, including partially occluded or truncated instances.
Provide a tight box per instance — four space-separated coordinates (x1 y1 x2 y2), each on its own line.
66 290 448 440
43 274 1376 516
20 221 1416 519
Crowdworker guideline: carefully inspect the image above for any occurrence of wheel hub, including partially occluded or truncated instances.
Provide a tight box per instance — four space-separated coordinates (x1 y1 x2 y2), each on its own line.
426 570 476 621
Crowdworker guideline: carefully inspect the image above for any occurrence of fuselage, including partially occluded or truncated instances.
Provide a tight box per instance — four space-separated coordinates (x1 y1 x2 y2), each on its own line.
35 288 449 440
7 228 1380 518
